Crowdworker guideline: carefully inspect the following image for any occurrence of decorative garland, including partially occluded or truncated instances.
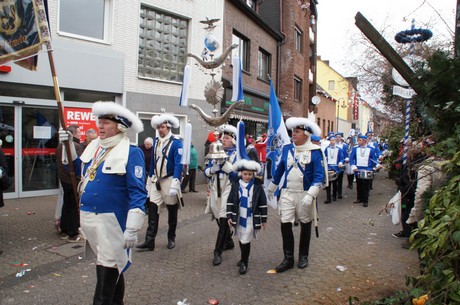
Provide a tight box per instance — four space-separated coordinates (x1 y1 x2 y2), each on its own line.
395 28 433 44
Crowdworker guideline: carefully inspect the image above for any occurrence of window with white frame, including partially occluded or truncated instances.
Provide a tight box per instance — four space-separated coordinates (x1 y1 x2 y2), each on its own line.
138 6 189 82
295 26 302 53
232 32 250 72
58 0 112 42
328 80 335 90
294 76 302 102
258 48 271 81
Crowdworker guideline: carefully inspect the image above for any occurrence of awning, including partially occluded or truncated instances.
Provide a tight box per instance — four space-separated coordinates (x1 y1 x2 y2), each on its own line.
230 112 268 123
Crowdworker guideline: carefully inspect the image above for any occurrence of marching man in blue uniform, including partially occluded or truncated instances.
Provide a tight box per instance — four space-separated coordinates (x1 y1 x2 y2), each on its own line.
349 134 382 207
335 132 349 195
59 101 147 305
267 117 326 273
137 114 183 251
204 125 238 266
324 134 345 203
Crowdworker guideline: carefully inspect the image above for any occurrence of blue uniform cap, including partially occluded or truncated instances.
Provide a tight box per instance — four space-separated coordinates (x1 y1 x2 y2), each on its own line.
311 134 321 142
358 135 368 140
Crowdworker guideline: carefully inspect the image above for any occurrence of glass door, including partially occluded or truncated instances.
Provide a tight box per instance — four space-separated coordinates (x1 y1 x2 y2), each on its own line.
21 107 59 194
0 106 16 198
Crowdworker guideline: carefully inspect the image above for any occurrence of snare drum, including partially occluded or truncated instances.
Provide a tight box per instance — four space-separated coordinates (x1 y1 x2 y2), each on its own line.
357 170 374 180
328 170 338 181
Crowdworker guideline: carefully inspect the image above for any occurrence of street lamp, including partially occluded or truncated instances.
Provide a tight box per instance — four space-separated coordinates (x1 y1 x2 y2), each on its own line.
336 99 348 132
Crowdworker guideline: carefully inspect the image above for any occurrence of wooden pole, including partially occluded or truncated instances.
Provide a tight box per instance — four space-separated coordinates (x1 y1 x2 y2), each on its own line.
355 12 420 94
47 50 80 209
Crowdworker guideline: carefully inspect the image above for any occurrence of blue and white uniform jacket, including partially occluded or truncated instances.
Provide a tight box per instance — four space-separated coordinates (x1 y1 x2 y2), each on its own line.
349 145 380 172
324 145 345 173
272 143 325 191
75 137 147 273
149 135 183 181
77 145 147 229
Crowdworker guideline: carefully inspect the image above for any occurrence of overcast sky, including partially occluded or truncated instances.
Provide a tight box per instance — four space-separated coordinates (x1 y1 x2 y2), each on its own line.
316 0 457 76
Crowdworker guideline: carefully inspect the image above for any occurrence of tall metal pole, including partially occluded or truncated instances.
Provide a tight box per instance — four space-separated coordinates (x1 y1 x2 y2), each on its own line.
455 0 460 58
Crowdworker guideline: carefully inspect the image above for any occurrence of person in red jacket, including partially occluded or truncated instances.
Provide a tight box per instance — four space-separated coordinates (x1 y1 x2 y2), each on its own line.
254 133 267 163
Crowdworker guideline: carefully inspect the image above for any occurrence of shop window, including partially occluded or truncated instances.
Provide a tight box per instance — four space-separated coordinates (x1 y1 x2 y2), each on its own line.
58 0 112 42
138 6 189 82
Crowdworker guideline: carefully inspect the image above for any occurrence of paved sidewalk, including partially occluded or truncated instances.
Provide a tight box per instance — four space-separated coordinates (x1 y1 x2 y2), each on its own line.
0 171 419 305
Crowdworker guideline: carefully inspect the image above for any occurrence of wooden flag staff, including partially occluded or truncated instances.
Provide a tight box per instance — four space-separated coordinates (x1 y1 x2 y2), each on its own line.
47 50 80 208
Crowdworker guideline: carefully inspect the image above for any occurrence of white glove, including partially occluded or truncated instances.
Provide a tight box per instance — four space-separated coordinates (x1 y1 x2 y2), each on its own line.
58 128 73 142
169 178 180 196
169 188 178 196
210 162 220 174
123 208 146 249
59 128 78 164
301 185 321 207
221 161 233 174
266 182 278 201
123 228 138 249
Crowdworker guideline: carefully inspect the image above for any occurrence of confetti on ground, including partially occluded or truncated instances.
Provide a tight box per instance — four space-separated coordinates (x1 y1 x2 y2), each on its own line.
15 269 31 278
27 211 35 215
53 273 61 277
207 298 219 305
266 269 277 274
336 265 347 272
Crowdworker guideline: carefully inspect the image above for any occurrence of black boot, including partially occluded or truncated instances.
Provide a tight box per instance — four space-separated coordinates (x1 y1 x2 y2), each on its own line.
275 222 294 273
137 202 158 251
213 218 229 266
167 204 179 249
298 221 312 269
239 242 251 275
93 265 121 305
223 227 235 251
324 187 331 204
112 273 125 305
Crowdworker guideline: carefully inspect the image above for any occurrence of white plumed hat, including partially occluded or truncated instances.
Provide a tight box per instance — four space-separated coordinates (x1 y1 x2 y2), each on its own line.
92 101 144 134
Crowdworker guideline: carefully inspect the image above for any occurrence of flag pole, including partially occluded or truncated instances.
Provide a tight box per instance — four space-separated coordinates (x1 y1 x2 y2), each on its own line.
47 49 80 209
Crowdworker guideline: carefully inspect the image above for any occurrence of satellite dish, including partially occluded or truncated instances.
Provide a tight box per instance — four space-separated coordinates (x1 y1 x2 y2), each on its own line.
392 55 423 87
311 96 321 105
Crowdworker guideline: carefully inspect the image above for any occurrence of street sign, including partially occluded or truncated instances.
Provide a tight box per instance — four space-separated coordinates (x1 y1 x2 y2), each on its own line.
393 85 415 99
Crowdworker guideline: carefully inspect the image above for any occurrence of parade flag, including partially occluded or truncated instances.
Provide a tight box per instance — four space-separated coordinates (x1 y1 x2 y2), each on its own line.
180 122 192 165
179 65 191 107
0 0 51 70
231 56 244 101
265 80 290 208
236 121 250 162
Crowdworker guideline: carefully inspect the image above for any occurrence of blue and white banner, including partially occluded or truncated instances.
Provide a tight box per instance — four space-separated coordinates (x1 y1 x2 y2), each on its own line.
265 80 290 208
236 121 250 162
231 56 244 101
179 65 191 107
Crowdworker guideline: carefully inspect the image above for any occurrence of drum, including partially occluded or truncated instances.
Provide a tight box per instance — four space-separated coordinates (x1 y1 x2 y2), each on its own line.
357 170 374 180
328 170 338 181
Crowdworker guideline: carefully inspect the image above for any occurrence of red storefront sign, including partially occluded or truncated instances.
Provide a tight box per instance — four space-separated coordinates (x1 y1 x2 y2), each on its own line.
64 107 98 142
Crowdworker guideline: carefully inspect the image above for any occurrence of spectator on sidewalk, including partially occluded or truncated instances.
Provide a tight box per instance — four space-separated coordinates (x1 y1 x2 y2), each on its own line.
181 143 198 193
245 136 259 163
254 134 267 163
393 148 424 239
139 137 154 175
56 125 83 242
227 159 267 275
81 128 98 151
59 101 147 305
